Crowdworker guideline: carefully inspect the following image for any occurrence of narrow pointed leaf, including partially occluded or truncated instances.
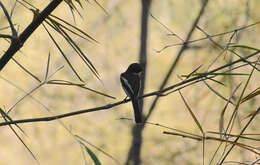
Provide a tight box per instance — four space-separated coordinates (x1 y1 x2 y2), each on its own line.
178 91 204 134
79 141 101 165
230 45 260 51
43 23 84 82
241 86 260 103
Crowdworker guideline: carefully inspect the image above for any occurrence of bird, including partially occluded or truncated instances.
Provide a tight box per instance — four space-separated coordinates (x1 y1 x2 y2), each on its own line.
120 63 143 123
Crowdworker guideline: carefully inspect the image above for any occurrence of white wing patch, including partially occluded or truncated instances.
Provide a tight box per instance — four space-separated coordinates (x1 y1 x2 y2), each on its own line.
121 76 134 96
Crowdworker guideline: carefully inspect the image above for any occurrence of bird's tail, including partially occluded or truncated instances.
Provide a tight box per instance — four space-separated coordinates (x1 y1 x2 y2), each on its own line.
131 98 142 123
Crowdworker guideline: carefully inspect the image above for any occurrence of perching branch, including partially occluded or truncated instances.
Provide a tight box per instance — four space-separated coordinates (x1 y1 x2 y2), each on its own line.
0 50 258 127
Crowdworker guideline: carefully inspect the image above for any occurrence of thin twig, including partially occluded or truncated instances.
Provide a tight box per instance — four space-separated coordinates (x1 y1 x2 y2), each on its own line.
155 21 260 53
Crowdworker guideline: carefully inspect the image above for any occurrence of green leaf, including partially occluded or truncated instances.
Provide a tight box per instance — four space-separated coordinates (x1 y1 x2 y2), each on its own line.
230 45 260 51
84 145 101 165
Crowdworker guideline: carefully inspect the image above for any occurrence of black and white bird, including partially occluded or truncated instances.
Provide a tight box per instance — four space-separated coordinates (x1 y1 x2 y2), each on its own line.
120 63 143 123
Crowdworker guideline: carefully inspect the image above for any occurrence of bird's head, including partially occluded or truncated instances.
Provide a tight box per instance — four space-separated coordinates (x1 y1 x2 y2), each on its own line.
126 63 143 75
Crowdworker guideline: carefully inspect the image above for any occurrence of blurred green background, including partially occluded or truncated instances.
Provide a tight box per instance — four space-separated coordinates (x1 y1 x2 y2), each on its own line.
0 0 259 164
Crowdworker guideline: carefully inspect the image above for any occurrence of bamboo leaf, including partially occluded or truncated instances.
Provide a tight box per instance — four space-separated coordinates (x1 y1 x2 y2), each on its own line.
178 91 204 134
230 45 260 51
78 141 102 165
75 135 120 164
43 23 84 82
0 108 39 164
219 83 241 138
85 146 101 165
44 52 51 81
47 79 116 99
241 86 260 103
182 72 250 77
